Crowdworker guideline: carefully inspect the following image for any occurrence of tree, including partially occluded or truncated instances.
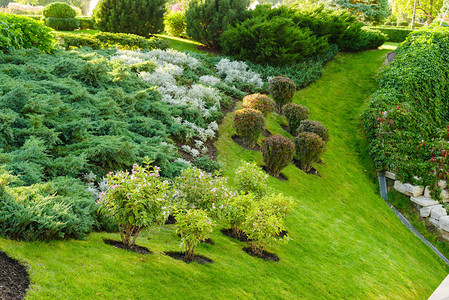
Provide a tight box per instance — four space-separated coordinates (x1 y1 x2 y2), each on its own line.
328 0 389 24
393 0 444 24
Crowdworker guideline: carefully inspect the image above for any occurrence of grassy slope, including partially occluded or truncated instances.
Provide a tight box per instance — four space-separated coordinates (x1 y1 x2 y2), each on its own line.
0 46 447 299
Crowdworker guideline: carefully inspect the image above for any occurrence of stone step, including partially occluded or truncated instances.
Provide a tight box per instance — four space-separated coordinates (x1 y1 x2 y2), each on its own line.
394 181 424 197
410 196 439 207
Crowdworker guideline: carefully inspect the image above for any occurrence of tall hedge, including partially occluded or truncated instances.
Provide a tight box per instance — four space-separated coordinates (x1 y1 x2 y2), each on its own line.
92 0 166 37
185 0 249 48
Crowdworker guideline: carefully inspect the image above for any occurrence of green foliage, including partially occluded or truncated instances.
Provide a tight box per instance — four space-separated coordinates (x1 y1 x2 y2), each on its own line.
296 119 329 142
234 161 269 198
45 17 79 31
329 0 389 24
185 0 249 48
164 10 186 37
0 14 54 53
43 2 76 18
242 194 290 257
220 10 329 65
367 26 414 42
56 32 169 50
77 17 95 30
222 193 255 238
98 164 170 247
338 27 386 52
242 93 275 117
193 156 222 173
175 208 214 260
294 132 326 172
282 103 309 133
174 167 231 213
269 76 296 111
233 108 266 148
261 135 295 178
92 0 166 37
362 27 449 185
15 0 91 15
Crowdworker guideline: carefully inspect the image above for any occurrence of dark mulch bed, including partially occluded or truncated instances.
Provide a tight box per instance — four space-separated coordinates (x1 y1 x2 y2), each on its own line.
277 230 288 238
103 239 152 255
242 247 280 262
280 124 292 134
0 251 29 300
231 135 260 151
292 159 321 176
203 238 215 245
221 228 252 242
261 165 288 181
165 214 176 225
165 251 213 264
197 45 222 55
262 129 271 137
386 51 396 64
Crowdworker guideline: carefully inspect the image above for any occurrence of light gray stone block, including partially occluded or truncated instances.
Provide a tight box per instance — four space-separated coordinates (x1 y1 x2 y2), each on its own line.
420 205 443 218
439 216 449 232
385 171 396 180
410 196 439 207
394 181 424 197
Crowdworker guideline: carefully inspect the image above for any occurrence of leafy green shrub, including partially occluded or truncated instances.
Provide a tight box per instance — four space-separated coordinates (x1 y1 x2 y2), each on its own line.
338 27 386 52
282 103 309 133
296 120 329 142
367 26 414 42
222 193 255 238
220 9 329 65
98 164 170 247
261 135 295 178
56 32 168 50
234 161 269 198
0 14 54 53
193 156 221 173
77 16 95 30
164 10 186 37
294 132 326 172
233 108 266 148
242 93 275 117
269 77 296 111
242 195 289 257
43 2 77 18
185 0 249 48
45 17 79 31
175 208 214 260
92 0 166 37
175 167 231 213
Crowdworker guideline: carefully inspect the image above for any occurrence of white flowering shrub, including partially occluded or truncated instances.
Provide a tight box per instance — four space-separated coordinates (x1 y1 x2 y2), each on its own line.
199 75 221 86
216 58 264 89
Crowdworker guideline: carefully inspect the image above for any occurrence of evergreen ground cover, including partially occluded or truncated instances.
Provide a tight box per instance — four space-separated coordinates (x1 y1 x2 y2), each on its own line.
0 40 447 298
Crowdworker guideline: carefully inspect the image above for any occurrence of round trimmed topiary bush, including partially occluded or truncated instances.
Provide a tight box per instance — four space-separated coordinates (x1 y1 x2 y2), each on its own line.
43 2 79 31
269 76 296 112
282 103 309 133
233 108 266 148
242 93 275 117
261 135 295 178
92 0 166 37
296 119 329 142
294 132 326 172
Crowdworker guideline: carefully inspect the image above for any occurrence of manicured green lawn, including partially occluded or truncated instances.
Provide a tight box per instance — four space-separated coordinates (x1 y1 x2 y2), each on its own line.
156 34 209 54
56 29 100 35
380 42 400 50
0 46 446 299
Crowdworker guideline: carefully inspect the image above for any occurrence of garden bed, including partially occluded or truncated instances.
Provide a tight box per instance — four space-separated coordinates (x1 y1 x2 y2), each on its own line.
0 251 29 300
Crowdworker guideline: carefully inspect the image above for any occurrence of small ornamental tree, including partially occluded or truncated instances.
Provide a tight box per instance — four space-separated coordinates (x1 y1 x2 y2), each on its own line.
282 103 309 133
269 77 296 112
233 108 266 148
242 93 275 117
222 193 255 238
235 161 269 198
296 120 329 142
261 135 295 178
43 2 79 31
174 167 232 215
294 132 326 172
242 199 289 257
98 164 170 247
92 0 166 37
176 208 214 260
164 10 186 37
185 0 249 48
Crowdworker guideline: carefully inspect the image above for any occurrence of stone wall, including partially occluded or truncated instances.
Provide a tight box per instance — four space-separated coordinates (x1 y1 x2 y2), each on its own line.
386 171 449 240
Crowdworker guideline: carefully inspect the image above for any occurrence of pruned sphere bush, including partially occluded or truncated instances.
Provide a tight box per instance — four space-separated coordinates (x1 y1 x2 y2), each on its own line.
233 108 266 148
282 103 309 133
294 132 326 172
261 135 295 177
269 77 296 111
242 93 275 117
